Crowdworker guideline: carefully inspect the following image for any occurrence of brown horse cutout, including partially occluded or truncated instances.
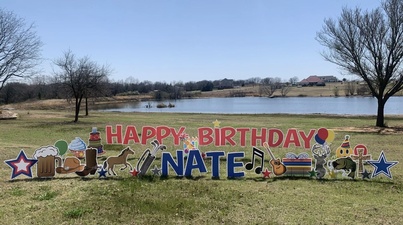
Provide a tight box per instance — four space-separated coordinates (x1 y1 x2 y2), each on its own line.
103 147 134 175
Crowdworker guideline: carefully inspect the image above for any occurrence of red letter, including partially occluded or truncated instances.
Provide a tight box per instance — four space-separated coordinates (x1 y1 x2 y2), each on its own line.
106 125 122 144
283 128 301 148
156 126 171 144
299 129 316 149
251 128 267 146
123 125 140 144
198 127 213 146
214 128 221 146
141 126 156 145
170 126 186 146
221 127 237 146
236 128 250 147
268 129 283 147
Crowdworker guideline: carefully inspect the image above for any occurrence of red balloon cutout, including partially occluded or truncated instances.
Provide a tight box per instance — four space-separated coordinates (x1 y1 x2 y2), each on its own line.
317 128 328 140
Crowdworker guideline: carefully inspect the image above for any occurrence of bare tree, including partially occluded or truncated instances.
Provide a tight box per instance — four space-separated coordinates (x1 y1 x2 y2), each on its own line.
357 83 371 95
83 65 110 116
54 50 110 122
125 76 139 85
317 0 403 127
0 8 42 91
289 76 299 86
333 86 340 97
280 84 292 97
259 77 277 97
246 77 261 86
344 81 357 96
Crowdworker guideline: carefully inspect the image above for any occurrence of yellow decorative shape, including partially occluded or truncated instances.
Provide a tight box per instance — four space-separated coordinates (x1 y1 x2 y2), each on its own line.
329 170 337 179
336 135 353 158
212 119 221 128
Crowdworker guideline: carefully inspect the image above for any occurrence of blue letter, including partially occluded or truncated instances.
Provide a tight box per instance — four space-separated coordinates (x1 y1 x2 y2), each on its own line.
184 150 207 176
161 151 184 176
227 152 245 178
206 151 225 179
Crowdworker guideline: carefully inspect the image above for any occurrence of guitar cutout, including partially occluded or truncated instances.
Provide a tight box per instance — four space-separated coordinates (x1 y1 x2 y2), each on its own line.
263 142 287 176
245 147 265 174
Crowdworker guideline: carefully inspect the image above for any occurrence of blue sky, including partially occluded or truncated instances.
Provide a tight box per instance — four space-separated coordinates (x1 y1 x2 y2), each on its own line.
2 0 381 83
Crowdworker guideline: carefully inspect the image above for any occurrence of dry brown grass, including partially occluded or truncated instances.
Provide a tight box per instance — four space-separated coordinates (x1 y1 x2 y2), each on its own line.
334 125 403 134
200 82 351 98
1 96 150 111
0 110 17 119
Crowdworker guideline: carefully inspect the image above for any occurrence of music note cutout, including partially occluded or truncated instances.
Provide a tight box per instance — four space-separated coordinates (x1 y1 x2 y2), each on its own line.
245 147 265 174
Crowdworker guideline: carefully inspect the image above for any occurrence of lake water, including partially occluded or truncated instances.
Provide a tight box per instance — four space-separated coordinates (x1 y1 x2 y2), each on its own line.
96 96 403 115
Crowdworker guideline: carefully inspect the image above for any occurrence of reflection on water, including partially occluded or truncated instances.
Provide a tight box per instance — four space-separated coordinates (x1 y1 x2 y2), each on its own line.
94 96 403 115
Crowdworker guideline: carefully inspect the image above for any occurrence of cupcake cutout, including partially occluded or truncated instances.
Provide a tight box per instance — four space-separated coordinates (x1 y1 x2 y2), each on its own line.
68 137 87 159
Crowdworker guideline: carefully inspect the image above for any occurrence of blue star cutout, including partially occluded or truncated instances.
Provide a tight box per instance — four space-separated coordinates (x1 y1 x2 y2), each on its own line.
4 150 38 179
360 169 371 179
151 165 161 176
98 167 107 178
367 151 398 179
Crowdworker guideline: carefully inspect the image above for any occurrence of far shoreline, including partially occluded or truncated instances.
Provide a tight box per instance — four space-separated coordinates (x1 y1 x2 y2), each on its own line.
1 82 399 111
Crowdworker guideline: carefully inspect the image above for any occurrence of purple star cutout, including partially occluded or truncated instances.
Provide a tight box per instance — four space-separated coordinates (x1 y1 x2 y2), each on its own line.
367 151 398 179
4 150 38 179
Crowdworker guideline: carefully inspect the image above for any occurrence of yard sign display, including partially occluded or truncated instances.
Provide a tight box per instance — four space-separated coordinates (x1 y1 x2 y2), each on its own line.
4 121 399 181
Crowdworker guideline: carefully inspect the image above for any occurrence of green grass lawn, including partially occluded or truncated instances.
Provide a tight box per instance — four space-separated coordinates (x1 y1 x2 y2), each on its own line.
1 110 402 224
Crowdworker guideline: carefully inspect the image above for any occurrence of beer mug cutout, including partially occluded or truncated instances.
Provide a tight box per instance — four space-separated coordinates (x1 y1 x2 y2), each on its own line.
33 146 62 178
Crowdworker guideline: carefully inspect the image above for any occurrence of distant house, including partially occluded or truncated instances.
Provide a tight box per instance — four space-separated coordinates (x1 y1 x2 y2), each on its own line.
299 76 326 86
318 76 339 82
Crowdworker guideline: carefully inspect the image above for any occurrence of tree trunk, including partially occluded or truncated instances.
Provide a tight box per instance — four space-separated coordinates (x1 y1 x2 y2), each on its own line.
376 98 386 127
85 97 89 116
74 96 83 123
